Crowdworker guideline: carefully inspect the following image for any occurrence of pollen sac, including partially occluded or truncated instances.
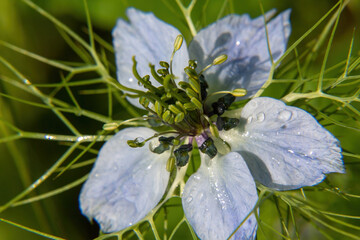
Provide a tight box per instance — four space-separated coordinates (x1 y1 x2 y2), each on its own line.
152 136 175 154
212 93 236 116
174 144 193 167
216 117 240 131
199 138 217 158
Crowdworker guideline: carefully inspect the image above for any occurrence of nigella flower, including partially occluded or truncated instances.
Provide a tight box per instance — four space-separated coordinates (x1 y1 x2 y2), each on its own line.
79 8 345 240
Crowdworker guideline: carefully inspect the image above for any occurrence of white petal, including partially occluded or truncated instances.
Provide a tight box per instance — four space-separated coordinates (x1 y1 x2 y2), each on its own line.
113 8 189 107
221 97 344 190
189 10 291 97
79 127 170 232
182 152 258 240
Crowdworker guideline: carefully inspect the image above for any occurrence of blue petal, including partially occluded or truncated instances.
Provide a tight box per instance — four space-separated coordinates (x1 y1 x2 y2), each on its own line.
221 97 344 190
182 152 258 240
79 127 170 232
113 8 189 107
189 10 291 97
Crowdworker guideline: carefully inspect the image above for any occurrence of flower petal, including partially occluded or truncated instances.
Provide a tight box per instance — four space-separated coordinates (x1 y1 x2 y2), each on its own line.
189 10 291 97
79 127 170 232
113 8 189 107
182 152 258 240
221 97 344 190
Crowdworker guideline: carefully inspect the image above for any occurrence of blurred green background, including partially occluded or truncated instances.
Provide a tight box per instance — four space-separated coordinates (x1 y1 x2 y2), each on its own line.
1 0 360 239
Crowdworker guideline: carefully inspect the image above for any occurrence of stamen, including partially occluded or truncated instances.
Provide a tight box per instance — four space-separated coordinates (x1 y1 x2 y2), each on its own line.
199 54 228 75
170 35 184 75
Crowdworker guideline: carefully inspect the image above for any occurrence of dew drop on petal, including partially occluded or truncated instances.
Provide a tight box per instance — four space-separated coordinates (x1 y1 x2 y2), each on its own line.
186 196 193 203
250 101 257 108
288 149 295 154
278 110 292 121
128 77 134 83
236 40 241 46
256 112 265 122
247 116 254 124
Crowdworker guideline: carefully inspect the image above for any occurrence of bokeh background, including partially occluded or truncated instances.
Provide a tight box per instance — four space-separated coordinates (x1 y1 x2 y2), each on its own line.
1 0 360 239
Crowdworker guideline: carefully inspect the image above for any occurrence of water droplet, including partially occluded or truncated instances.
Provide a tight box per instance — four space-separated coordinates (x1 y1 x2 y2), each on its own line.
288 149 294 154
250 101 257 108
95 173 99 178
256 112 265 122
128 78 134 83
44 135 54 140
243 131 250 137
297 131 301 135
247 116 254 123
278 110 292 121
23 79 31 85
186 197 193 203
194 175 201 180
147 165 152 170
236 40 241 46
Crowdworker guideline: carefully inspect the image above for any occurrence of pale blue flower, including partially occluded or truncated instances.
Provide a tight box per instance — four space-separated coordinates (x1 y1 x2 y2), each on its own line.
79 8 344 240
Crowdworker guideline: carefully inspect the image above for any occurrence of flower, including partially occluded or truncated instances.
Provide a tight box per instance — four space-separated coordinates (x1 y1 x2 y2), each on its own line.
79 8 344 240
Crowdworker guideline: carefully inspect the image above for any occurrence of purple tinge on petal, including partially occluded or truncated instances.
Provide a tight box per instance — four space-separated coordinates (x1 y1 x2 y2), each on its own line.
221 97 344 190
182 152 258 240
189 10 291 97
79 127 170 233
112 8 189 108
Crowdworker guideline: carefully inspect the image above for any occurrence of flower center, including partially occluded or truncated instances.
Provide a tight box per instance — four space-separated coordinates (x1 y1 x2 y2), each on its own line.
126 35 247 170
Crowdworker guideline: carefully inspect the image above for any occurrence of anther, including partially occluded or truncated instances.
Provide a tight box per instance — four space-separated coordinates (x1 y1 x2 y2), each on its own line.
173 35 183 52
212 54 228 65
199 54 228 75
160 61 170 69
103 122 119 131
231 88 247 97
